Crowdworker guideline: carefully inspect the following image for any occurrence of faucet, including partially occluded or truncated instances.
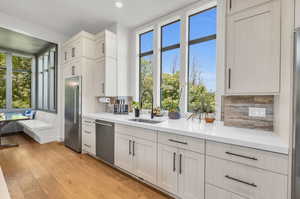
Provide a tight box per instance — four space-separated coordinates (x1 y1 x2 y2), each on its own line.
140 90 154 119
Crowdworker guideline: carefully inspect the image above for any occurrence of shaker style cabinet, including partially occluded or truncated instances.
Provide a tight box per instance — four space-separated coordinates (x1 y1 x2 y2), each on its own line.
157 133 205 199
94 30 118 97
206 184 246 199
114 125 157 184
226 0 281 94
82 118 96 155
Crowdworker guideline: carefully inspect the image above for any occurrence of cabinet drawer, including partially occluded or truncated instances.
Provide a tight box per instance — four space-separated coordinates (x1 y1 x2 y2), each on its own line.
206 156 287 199
82 130 92 153
115 124 156 142
206 141 288 175
158 132 205 154
82 118 95 126
206 184 246 199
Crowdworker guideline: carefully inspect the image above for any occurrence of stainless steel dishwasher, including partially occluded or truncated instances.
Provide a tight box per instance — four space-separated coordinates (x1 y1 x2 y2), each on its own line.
95 120 115 165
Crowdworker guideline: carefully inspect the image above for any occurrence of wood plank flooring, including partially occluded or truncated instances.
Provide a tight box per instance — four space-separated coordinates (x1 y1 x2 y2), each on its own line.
0 133 171 199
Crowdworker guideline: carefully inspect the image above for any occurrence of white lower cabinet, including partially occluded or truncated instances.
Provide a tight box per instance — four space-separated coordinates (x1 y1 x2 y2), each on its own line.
82 118 96 155
115 132 157 184
115 133 133 173
157 144 205 199
206 184 246 199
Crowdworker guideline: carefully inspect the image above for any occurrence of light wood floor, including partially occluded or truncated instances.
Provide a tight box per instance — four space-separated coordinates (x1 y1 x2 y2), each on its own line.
0 133 171 199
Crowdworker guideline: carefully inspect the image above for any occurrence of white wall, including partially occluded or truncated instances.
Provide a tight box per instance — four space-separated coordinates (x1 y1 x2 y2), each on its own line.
0 11 68 141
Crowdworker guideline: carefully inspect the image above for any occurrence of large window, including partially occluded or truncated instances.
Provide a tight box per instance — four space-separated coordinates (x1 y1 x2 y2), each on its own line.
139 30 154 109
160 20 181 110
0 52 32 110
188 7 216 112
37 47 57 112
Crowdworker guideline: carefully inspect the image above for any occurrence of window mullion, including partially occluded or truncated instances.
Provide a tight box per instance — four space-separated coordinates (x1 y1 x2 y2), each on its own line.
180 14 188 113
6 52 12 109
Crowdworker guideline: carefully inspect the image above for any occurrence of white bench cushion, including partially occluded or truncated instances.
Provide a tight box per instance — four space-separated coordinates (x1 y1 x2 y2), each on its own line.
0 168 10 199
18 120 52 131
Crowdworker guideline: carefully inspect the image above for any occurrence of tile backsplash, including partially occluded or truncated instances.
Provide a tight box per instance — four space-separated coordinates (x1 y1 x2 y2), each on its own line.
223 96 274 131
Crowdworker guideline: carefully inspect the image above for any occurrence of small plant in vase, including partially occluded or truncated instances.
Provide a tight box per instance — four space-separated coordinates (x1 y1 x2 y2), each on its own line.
191 93 215 123
132 101 140 117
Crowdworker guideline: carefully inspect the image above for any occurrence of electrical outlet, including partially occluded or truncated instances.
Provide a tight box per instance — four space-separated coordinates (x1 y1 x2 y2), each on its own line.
248 107 266 118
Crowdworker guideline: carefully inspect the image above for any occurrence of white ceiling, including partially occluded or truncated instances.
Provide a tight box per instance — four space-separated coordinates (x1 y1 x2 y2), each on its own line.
0 27 55 54
0 0 198 37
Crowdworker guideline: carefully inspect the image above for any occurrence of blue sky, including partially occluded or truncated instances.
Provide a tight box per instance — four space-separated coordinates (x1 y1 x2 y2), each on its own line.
140 7 216 92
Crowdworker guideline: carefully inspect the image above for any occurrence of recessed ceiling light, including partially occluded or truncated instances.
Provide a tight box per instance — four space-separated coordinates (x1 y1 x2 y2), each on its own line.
115 1 123 8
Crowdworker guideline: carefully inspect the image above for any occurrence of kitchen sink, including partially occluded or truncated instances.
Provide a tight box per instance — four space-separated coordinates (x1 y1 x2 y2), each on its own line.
128 118 163 124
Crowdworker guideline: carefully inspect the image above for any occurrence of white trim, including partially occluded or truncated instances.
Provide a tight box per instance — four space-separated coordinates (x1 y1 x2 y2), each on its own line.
134 0 219 115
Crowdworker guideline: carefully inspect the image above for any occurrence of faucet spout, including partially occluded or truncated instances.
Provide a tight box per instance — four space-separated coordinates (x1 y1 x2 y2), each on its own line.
140 90 154 119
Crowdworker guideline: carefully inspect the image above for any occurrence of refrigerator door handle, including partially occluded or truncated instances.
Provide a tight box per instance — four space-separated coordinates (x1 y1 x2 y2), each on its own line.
74 86 77 124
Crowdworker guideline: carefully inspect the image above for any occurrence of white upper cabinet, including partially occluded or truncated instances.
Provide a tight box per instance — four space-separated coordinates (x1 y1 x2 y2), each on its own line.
62 31 95 64
296 0 300 28
226 0 281 95
227 0 270 14
95 30 117 60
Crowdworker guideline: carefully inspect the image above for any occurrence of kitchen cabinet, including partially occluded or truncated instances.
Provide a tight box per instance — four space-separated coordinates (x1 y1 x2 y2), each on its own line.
206 184 246 199
226 0 281 94
114 125 157 184
82 118 96 155
62 31 95 64
296 0 300 28
63 60 81 77
157 141 205 199
227 0 270 14
95 30 117 60
94 58 117 97
206 155 287 199
115 133 133 173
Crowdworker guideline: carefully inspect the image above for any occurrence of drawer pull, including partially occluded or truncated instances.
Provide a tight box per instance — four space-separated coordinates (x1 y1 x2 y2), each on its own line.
168 139 188 145
225 152 258 161
173 152 176 172
225 175 257 188
179 154 182 174
84 144 91 148
132 141 135 156
129 140 132 155
84 131 91 134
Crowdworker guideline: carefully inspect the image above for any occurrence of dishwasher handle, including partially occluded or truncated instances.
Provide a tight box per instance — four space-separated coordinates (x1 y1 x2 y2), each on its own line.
95 121 113 127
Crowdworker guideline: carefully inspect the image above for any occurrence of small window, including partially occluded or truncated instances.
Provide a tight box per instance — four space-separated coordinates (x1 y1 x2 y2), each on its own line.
139 30 154 109
12 56 32 108
0 53 6 109
161 20 181 110
188 7 217 112
37 46 57 112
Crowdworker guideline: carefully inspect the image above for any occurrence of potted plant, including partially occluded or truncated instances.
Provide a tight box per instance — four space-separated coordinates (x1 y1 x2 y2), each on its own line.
165 98 181 119
132 101 140 117
191 92 215 123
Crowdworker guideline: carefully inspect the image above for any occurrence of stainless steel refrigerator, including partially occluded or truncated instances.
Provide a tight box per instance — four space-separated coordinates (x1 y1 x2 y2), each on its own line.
64 76 82 152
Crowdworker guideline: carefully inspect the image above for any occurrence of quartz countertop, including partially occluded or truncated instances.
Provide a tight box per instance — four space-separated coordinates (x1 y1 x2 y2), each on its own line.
83 112 289 155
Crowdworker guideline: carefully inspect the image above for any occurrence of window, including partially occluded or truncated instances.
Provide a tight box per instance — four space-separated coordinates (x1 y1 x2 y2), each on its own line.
12 56 32 108
139 30 153 109
0 53 6 109
187 7 217 112
0 52 33 110
37 47 57 112
160 20 181 110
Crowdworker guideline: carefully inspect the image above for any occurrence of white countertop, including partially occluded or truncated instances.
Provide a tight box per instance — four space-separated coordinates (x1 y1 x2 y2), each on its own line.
83 112 289 155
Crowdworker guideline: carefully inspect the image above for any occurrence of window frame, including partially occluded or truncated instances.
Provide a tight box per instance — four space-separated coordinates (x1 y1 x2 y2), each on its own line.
139 30 154 109
0 49 34 112
160 19 181 109
36 45 58 113
187 6 217 112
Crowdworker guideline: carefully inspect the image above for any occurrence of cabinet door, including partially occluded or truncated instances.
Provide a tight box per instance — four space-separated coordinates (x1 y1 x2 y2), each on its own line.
95 39 105 60
178 150 205 199
206 184 246 199
296 0 300 28
132 137 157 184
228 0 269 14
157 144 178 195
226 1 280 94
115 133 133 173
104 57 117 96
94 59 105 96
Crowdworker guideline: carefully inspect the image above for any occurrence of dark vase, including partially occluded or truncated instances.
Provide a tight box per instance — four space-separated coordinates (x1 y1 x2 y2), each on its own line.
168 112 180 119
134 108 140 117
